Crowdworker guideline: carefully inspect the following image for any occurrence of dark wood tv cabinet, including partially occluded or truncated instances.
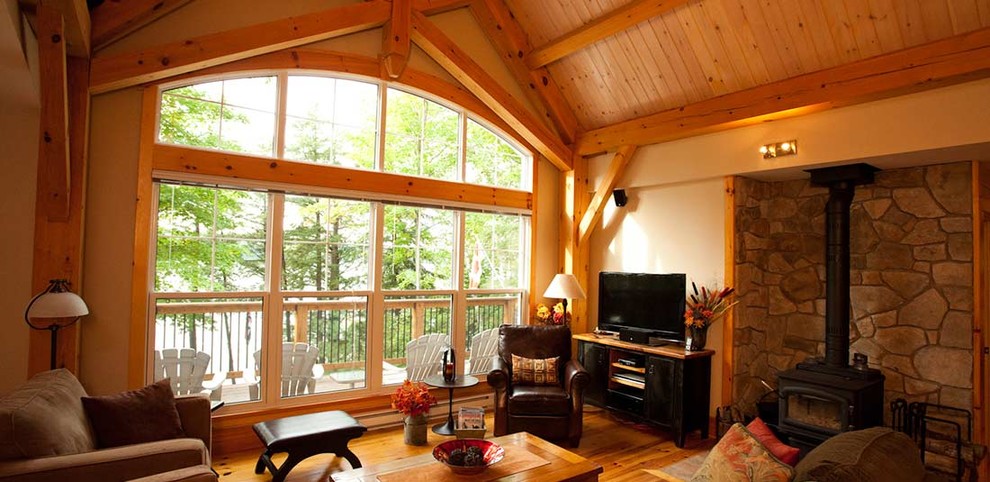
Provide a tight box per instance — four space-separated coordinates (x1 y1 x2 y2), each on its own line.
574 333 713 447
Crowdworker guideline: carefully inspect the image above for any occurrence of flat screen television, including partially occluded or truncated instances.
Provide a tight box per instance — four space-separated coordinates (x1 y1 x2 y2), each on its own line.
597 271 687 342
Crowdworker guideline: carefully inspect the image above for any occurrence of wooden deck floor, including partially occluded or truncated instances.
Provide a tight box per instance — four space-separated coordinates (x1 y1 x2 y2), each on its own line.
211 406 714 481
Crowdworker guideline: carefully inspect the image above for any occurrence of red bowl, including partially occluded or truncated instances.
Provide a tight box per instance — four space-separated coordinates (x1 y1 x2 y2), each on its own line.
432 439 505 475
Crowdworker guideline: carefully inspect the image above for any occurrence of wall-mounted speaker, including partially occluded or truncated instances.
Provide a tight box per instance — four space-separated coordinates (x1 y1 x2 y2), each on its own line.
613 189 628 207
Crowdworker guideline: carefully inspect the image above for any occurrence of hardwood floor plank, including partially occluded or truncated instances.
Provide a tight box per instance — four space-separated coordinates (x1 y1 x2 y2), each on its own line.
211 408 714 481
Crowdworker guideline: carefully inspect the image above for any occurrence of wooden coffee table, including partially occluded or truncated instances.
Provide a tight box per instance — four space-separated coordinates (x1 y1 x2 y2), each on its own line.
330 432 602 482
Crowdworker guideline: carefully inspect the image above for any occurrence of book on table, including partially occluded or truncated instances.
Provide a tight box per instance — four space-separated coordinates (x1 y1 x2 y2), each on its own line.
457 407 485 429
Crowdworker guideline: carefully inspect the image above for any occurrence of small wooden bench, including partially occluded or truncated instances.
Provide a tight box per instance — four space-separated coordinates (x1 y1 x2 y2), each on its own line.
253 411 367 482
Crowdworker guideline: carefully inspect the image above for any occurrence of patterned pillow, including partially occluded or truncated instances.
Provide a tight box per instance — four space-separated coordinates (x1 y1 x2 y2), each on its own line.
747 417 800 466
510 354 559 385
690 423 795 482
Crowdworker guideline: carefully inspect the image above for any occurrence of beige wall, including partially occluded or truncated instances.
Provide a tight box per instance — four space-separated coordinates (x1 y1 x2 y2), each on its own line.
588 178 726 414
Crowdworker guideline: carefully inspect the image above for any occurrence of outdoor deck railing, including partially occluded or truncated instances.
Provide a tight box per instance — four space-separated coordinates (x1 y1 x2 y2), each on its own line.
154 295 518 382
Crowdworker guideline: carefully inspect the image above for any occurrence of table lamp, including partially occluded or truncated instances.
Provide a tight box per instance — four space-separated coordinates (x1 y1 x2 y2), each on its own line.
543 273 586 320
24 279 89 370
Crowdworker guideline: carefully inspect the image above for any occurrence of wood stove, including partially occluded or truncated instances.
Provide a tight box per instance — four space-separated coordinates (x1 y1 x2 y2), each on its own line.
776 164 885 451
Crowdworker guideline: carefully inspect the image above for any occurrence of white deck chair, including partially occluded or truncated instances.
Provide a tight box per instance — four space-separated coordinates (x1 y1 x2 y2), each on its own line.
467 327 500 375
154 348 224 401
248 342 323 400
405 333 450 381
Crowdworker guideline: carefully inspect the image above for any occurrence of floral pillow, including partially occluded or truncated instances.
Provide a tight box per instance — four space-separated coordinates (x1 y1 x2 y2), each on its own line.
510 354 559 385
690 423 795 482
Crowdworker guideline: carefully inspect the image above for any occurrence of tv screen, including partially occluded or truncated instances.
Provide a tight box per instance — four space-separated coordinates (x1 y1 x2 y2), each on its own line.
597 272 687 341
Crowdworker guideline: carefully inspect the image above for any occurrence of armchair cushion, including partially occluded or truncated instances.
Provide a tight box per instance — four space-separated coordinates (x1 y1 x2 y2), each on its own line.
0 369 95 460
510 354 559 385
508 386 570 416
81 379 185 449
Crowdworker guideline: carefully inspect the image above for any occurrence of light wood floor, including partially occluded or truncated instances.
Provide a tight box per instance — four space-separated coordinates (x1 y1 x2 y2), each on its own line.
211 406 714 481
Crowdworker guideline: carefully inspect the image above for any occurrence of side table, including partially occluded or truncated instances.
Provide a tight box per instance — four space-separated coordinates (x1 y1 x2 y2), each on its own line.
423 374 478 435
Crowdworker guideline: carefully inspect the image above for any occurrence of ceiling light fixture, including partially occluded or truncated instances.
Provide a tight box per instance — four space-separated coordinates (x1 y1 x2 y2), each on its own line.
760 140 798 159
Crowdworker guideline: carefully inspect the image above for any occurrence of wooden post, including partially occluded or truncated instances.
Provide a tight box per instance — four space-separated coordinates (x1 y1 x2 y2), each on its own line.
412 301 425 339
295 306 309 343
722 176 737 407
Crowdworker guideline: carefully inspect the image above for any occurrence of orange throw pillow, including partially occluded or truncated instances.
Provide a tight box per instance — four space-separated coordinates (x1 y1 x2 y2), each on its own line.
746 417 800 466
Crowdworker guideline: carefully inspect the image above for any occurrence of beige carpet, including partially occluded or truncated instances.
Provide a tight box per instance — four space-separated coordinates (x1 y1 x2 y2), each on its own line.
644 451 709 481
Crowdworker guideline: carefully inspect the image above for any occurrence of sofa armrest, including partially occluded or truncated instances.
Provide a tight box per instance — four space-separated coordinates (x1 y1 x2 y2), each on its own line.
175 395 211 452
0 438 209 482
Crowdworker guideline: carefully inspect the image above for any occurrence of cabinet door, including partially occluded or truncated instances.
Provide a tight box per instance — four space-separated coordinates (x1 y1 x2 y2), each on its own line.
579 342 608 407
646 356 677 426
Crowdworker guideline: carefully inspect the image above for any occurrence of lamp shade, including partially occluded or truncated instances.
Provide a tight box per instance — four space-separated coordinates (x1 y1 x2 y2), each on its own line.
543 274 586 300
27 291 89 319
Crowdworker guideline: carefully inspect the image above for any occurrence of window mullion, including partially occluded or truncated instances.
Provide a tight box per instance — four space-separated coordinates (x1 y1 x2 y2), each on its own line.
452 211 467 374
275 72 289 159
368 202 386 389
377 84 387 172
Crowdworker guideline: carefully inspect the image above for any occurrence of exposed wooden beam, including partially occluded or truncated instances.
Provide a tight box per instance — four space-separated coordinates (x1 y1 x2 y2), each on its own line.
90 0 194 51
562 153 590 333
526 0 691 70
409 10 572 170
577 26 990 156
24 0 91 57
411 0 472 15
35 3 70 220
382 0 411 79
89 1 391 94
469 0 580 144
160 48 540 157
577 145 636 246
153 145 533 211
722 176 736 409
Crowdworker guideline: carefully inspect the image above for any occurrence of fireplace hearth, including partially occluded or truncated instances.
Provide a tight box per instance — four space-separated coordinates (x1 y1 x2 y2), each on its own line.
776 163 886 451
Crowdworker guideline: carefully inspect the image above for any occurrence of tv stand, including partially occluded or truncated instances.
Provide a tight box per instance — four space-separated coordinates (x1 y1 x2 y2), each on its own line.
575 333 712 447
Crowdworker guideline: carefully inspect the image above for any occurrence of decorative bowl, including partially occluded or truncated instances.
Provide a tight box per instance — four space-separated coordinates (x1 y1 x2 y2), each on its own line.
432 439 504 475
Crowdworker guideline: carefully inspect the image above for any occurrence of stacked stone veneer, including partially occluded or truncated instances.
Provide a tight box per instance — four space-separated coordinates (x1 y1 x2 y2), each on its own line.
733 162 974 417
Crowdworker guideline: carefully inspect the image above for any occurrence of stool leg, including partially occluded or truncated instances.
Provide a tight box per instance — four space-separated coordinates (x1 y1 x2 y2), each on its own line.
272 453 307 482
337 447 363 469
254 450 270 474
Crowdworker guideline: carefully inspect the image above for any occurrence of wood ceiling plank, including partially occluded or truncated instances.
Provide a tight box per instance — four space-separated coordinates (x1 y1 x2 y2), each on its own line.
867 0 907 52
795 0 840 69
469 0 581 143
818 0 862 64
755 0 805 76
577 144 636 246
90 1 391 94
576 26 990 155
692 0 755 90
90 0 192 50
778 0 824 72
654 12 711 101
674 4 731 95
891 0 930 48
979 0 990 26
526 0 693 69
919 0 956 38
718 0 771 85
625 24 684 109
382 0 412 79
734 0 789 81
842 0 884 58
948 0 984 33
409 10 573 170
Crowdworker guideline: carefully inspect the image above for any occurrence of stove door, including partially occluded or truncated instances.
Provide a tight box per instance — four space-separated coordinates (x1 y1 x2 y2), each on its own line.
779 386 849 435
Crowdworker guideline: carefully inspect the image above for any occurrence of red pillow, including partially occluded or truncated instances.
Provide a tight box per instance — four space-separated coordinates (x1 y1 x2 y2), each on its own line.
746 417 800 466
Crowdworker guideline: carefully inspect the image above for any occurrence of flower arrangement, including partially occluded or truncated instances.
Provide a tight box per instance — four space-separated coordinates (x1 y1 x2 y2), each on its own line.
684 281 738 329
534 302 567 324
391 380 436 417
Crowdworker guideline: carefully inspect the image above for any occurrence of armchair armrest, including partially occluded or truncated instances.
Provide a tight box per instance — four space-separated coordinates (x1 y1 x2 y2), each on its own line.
0 439 208 482
175 395 211 453
563 359 589 396
487 357 508 390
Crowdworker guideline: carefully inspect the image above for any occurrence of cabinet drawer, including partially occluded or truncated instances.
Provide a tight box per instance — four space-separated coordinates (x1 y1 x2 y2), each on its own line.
607 389 644 414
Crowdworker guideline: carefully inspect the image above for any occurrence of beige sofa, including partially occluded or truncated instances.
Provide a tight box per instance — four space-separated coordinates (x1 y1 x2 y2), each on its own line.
0 369 215 482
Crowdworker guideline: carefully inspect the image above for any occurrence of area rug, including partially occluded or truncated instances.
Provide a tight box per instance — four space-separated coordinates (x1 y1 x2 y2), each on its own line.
644 451 709 481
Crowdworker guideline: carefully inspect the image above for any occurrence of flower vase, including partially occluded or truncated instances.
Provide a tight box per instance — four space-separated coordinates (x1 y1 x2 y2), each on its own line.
403 414 428 445
686 325 708 351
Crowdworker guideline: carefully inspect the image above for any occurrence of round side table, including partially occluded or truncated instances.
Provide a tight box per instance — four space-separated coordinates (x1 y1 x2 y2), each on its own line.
423 374 479 435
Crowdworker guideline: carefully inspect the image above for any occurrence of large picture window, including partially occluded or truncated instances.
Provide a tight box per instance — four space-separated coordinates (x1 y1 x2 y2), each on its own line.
150 72 532 409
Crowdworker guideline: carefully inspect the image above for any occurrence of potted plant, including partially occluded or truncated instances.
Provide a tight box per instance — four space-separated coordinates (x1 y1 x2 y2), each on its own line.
684 282 738 351
391 380 437 445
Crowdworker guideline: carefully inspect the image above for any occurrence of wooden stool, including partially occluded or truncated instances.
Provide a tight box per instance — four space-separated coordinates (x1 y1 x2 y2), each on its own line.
253 411 366 482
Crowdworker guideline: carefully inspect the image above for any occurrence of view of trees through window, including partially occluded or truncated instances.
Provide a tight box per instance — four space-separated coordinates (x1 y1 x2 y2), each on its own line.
152 73 531 406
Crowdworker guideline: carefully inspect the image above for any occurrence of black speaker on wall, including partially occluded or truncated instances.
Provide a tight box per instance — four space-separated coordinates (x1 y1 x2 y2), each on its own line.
613 189 628 207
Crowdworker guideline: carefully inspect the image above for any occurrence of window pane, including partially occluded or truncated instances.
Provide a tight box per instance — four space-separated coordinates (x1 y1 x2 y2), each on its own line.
281 296 369 397
155 185 267 292
220 105 275 157
285 76 378 169
464 293 520 374
222 77 277 112
383 205 454 290
466 119 528 190
282 195 371 291
464 212 526 289
153 297 264 405
159 93 222 148
384 88 458 180
383 294 452 383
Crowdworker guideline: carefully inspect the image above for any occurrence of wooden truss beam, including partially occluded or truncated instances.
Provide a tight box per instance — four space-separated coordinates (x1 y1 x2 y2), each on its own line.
577 26 990 156
470 0 580 144
381 0 412 79
526 0 691 70
35 3 70 219
90 0 194 50
411 0 472 15
90 1 391 93
577 145 636 246
410 10 572 170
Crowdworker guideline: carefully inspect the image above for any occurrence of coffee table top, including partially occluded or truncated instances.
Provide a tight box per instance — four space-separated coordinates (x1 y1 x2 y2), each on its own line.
330 432 602 482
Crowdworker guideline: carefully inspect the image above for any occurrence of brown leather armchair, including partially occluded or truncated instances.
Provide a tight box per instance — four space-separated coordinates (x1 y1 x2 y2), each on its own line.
488 325 590 447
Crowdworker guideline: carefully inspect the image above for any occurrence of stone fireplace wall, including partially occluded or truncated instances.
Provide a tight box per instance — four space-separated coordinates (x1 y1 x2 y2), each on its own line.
733 162 974 417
